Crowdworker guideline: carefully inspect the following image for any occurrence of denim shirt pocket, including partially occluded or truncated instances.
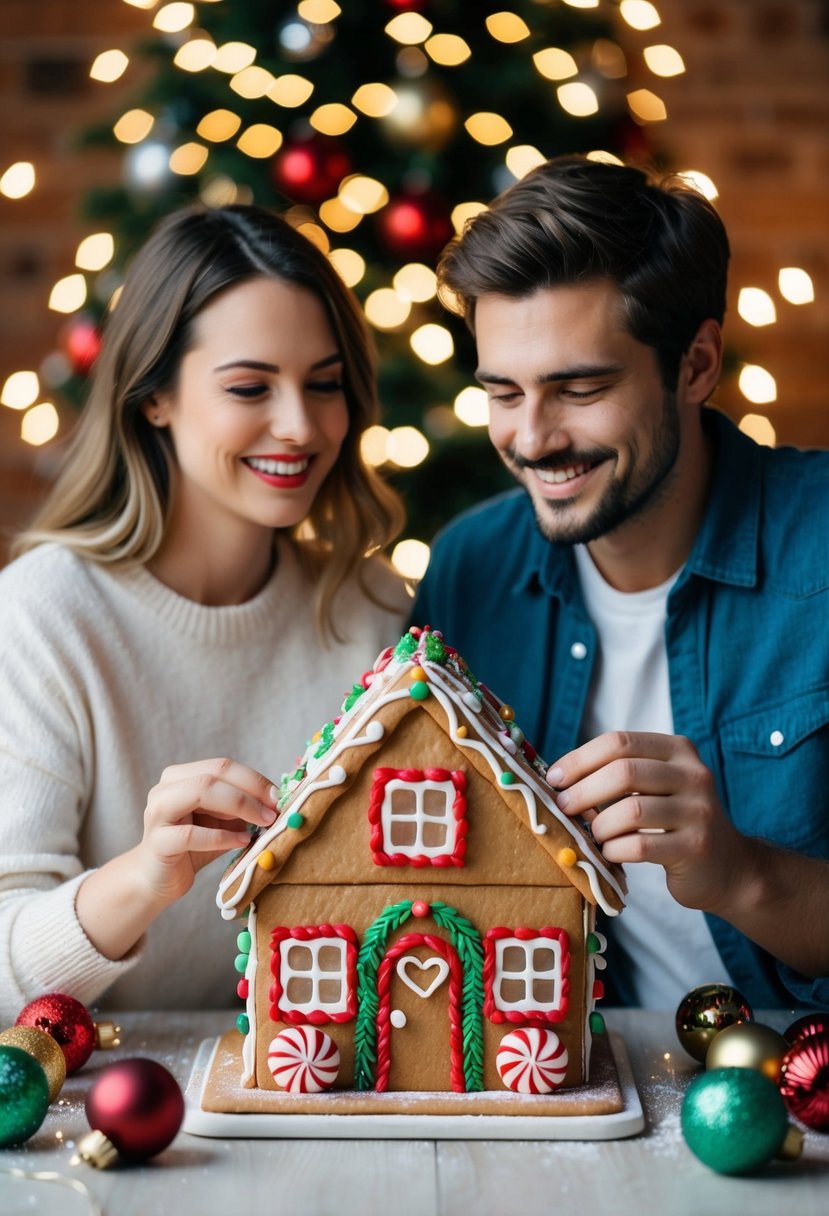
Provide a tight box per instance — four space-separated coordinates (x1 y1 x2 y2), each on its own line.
719 688 829 852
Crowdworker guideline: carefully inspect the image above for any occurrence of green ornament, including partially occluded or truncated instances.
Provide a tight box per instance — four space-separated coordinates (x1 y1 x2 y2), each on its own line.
287 811 304 829
0 1045 50 1147
409 680 430 701
681 1067 794 1175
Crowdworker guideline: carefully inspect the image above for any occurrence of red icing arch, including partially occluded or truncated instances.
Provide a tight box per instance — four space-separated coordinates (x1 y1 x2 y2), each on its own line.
269 923 358 1026
375 932 465 1093
369 767 468 867
482 926 570 1025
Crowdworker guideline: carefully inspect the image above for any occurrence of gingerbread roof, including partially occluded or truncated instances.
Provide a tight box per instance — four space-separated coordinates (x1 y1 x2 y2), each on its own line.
217 627 626 920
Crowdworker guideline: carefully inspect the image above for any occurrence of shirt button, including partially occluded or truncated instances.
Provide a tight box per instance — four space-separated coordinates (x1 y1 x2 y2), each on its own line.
769 729 784 747
570 641 587 660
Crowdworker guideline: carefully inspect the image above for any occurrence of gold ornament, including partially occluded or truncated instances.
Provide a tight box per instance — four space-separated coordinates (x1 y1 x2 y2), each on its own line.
0 1024 67 1101
675 983 753 1063
705 1020 789 1083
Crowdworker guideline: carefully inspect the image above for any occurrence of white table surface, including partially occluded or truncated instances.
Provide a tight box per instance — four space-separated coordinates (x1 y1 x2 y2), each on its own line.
2 1008 827 1216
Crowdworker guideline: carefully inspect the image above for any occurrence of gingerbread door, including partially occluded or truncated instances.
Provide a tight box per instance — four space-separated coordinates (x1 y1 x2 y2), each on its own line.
375 933 464 1092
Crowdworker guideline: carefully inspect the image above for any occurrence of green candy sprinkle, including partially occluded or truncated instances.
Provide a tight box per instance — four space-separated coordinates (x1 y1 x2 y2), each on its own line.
234 953 249 974
236 930 252 953
287 811 304 829
236 1013 250 1035
499 771 516 785
587 933 602 953
409 680 430 701
589 1011 606 1034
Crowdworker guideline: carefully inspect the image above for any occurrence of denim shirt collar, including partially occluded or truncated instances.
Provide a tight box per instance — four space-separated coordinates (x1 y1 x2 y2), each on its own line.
518 407 761 604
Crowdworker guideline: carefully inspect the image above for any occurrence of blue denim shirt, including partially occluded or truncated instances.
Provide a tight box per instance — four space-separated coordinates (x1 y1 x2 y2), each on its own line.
413 409 829 1009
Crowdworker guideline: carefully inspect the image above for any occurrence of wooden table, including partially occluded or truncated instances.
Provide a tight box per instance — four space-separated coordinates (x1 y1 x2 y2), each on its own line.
3 1009 828 1215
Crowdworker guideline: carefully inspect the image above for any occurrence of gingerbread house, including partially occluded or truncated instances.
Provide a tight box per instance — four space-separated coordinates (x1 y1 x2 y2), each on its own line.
215 627 626 1113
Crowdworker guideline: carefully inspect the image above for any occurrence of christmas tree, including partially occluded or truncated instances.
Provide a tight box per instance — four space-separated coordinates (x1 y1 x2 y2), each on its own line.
50 0 674 566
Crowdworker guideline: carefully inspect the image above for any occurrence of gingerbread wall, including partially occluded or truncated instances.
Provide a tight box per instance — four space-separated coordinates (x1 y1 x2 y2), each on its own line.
1 0 828 565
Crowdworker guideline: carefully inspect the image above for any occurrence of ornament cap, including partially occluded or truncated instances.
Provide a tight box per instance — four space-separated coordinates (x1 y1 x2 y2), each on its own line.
74 1128 119 1170
95 1021 121 1050
777 1124 805 1161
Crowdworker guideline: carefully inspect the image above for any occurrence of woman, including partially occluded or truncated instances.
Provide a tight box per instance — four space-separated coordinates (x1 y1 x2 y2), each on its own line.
0 205 409 1021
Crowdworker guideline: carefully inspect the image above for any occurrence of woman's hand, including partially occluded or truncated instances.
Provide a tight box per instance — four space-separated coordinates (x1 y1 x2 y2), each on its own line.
136 757 278 906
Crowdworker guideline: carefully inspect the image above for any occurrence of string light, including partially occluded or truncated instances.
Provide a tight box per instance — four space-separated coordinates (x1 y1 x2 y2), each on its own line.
364 289 411 329
351 83 397 118
557 83 599 117
393 264 437 303
1 371 40 410
586 149 624 165
298 0 341 22
386 425 430 466
533 48 578 81
454 387 489 427
486 13 530 43
230 66 276 99
169 143 208 175
562 0 599 8
213 43 257 74
676 169 718 200
319 197 362 233
410 324 454 365
339 176 388 215
173 39 217 72
592 40 627 78
197 110 243 142
738 288 776 327
113 109 155 143
21 402 59 446
643 44 685 77
360 425 390 467
328 248 365 287
385 14 433 45
49 275 87 313
0 161 35 199
89 50 129 83
778 268 814 304
739 364 777 405
268 75 314 108
152 4 195 34
505 145 546 179
75 234 114 272
296 222 330 253
627 88 667 121
620 1 662 31
739 414 777 446
236 125 283 157
425 35 472 66
391 538 431 580
450 201 486 233
309 103 357 135
465 112 513 145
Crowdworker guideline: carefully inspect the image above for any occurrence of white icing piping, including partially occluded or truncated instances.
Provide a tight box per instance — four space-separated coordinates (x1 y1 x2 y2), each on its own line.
576 860 620 917
241 902 258 1082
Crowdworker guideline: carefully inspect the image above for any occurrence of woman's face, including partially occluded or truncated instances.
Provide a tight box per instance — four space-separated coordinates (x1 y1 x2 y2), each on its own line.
152 276 350 543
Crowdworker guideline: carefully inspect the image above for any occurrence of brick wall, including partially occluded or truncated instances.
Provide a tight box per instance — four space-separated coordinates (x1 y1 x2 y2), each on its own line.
1 0 828 564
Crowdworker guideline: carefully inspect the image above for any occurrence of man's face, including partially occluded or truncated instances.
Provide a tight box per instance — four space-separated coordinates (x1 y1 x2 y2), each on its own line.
475 281 681 546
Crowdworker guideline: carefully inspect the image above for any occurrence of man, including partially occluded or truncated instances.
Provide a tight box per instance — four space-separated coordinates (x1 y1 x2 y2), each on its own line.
413 155 829 1009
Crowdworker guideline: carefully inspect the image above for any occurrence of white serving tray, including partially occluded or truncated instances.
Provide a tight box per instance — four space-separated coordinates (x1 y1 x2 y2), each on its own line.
182 1030 644 1141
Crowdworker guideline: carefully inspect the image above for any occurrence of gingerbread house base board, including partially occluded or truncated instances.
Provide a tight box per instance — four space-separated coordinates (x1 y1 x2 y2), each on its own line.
182 1029 644 1140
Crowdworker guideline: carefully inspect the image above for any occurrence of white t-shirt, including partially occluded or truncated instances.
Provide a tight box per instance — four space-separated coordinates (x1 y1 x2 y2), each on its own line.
574 545 733 1009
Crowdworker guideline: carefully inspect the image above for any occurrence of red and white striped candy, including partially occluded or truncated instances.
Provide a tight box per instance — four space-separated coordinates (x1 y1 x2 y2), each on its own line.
267 1026 340 1093
496 1027 568 1094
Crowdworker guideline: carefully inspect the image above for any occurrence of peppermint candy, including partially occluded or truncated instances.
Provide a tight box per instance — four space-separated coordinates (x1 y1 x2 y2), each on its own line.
496 1027 568 1094
267 1026 340 1093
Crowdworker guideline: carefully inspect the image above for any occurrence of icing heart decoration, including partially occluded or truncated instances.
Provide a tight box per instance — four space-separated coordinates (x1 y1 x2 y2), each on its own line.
396 955 449 999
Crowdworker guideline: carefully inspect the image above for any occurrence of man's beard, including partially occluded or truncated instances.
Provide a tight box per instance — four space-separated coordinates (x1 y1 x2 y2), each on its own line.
505 390 681 547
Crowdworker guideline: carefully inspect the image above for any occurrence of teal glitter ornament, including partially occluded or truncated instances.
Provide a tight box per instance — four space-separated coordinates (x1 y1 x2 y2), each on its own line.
681 1066 803 1175
0 1044 50 1147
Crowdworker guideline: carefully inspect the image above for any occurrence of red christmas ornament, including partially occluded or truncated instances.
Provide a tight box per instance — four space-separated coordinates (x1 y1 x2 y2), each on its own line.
384 0 428 11
779 1029 829 1131
61 313 102 376
376 190 454 262
783 1013 829 1045
84 1058 184 1163
271 133 351 206
16 993 96 1075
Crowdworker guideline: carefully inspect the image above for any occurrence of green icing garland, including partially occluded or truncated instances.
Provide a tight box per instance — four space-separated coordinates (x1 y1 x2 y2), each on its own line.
354 899 485 1092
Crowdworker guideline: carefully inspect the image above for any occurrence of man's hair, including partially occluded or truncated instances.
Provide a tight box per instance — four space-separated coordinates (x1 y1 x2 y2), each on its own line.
438 155 730 389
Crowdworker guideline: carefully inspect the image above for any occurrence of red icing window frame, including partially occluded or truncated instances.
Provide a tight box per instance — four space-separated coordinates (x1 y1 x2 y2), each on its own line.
482 926 570 1025
269 923 358 1026
368 766 468 867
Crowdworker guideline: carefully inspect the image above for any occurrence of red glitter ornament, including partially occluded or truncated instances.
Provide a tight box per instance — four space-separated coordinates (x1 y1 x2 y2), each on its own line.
376 190 454 262
84 1058 184 1162
783 1013 829 1045
271 133 351 206
779 1029 829 1131
16 993 96 1075
60 313 102 376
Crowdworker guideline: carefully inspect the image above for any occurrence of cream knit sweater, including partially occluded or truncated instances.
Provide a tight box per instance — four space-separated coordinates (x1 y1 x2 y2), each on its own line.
0 541 409 1021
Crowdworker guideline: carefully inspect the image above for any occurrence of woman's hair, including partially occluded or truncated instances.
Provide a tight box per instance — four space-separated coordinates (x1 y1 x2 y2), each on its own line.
438 155 731 390
15 204 404 635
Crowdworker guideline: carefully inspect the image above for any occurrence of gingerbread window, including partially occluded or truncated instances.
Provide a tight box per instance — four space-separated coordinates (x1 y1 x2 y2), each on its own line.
369 767 467 867
483 927 570 1023
270 924 357 1024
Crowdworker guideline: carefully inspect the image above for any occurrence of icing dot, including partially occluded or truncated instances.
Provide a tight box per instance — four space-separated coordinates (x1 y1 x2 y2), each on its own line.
365 720 384 741
257 850 276 870
498 704 515 721
409 666 428 682
236 978 249 1001
499 731 517 754
411 900 430 917
589 1011 606 1034
558 847 577 868
234 953 249 974
390 1010 407 1029
586 932 602 953
409 681 430 701
462 692 482 713
329 765 347 783
237 930 252 953
455 725 468 739
592 979 605 1001
287 812 304 829
236 1013 250 1035
499 771 517 786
